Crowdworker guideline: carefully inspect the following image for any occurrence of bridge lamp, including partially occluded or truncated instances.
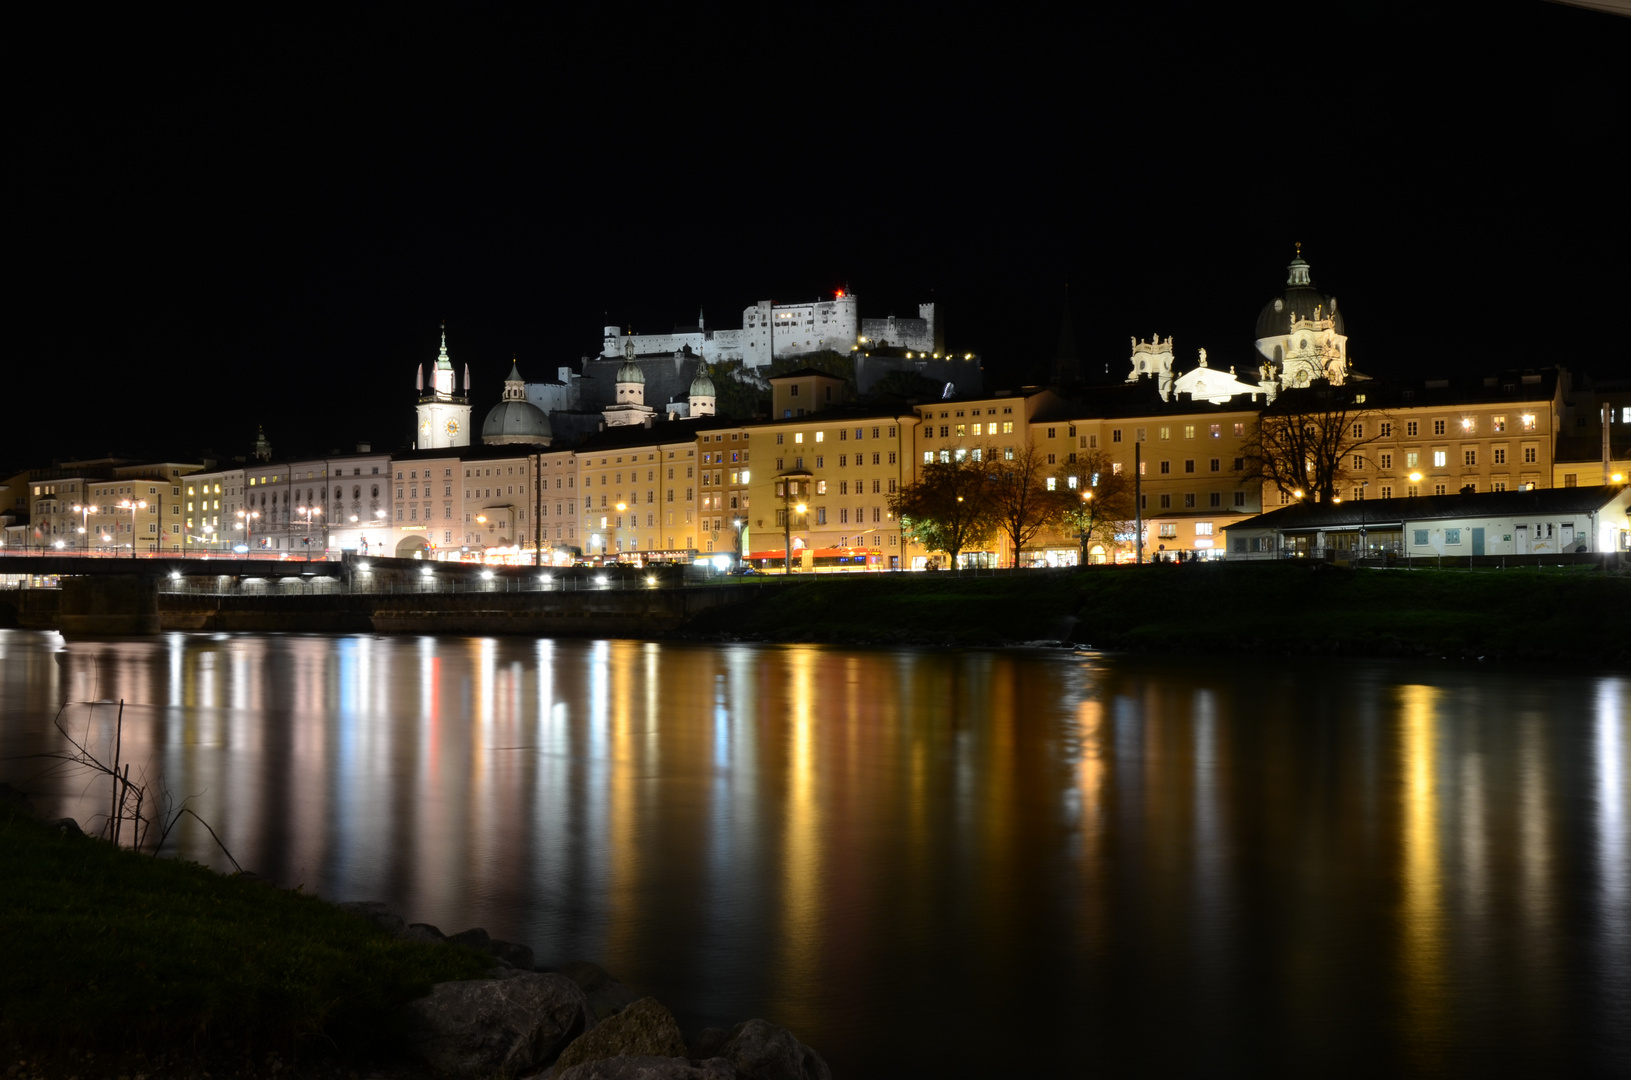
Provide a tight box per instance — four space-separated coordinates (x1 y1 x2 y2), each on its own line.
594 574 608 586
480 569 495 581
116 499 147 557
72 503 98 553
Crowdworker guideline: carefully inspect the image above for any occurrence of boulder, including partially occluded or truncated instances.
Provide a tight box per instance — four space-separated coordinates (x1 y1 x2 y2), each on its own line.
335 900 405 936
447 927 491 948
53 817 84 836
554 1056 742 1080
400 923 447 945
718 1020 830 1080
403 972 588 1077
690 1028 729 1060
557 959 640 1022
485 938 535 970
554 997 687 1072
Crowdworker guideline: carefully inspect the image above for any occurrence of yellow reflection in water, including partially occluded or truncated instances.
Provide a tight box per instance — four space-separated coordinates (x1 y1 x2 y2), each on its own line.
605 641 640 963
1397 684 1444 1070
780 647 822 1029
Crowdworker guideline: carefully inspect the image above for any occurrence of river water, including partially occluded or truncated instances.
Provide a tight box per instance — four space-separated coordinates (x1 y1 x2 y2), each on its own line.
0 629 1625 1077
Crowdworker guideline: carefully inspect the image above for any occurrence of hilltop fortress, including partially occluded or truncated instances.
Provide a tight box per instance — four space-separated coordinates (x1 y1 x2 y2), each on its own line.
600 291 942 367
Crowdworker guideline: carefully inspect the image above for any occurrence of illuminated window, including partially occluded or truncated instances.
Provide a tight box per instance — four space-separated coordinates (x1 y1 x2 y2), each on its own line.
1067 476 1078 489
1196 522 1213 536
794 433 803 444
1159 426 1171 440
1433 451 1447 467
1521 414 1536 431
1492 416 1506 433
815 431 824 442
1046 478 1057 491
1184 426 1195 439
1158 523 1177 538
1002 422 1013 434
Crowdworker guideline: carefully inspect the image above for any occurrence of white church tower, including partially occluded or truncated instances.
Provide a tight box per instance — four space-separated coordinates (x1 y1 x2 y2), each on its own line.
416 323 472 449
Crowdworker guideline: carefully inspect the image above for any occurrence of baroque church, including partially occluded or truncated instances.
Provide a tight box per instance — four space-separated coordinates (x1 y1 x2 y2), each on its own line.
1123 245 1356 404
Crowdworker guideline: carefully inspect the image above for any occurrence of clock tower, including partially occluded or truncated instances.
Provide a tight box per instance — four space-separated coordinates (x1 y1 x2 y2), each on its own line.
415 324 472 449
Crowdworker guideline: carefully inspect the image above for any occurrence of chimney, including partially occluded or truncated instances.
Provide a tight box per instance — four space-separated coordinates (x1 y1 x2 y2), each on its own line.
357 442 371 454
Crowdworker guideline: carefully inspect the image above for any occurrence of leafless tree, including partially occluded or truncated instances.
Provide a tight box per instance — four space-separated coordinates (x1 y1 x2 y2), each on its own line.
1056 449 1136 562
1244 385 1390 503
986 442 1073 567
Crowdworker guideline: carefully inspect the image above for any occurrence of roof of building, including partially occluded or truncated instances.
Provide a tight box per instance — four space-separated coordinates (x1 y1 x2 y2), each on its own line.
571 415 742 455
1227 485 1627 532
480 399 552 444
615 358 646 384
769 367 847 382
1255 256 1345 341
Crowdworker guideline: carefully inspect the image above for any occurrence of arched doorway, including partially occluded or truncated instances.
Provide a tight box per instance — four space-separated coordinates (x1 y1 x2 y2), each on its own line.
396 535 429 559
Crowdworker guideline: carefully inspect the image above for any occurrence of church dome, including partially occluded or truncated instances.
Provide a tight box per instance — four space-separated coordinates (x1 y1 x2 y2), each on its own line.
689 369 716 396
1255 255 1345 340
481 399 552 445
616 358 646 384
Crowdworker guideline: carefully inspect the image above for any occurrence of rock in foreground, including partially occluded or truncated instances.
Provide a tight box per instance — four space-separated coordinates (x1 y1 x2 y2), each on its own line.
554 996 688 1072
403 971 587 1077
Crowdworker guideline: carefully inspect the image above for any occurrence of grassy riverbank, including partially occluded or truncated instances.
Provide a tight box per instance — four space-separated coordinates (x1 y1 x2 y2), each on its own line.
0 801 489 1065
684 563 1631 664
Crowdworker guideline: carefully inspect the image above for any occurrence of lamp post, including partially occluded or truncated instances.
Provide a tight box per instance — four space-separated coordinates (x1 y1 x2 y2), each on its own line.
1358 480 1369 560
116 500 146 558
238 509 259 555
297 505 320 562
72 503 97 555
733 516 744 570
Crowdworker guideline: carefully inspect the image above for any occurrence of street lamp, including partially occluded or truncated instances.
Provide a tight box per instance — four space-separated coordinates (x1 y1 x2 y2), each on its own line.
296 505 321 562
116 499 147 558
72 503 98 554
237 509 260 554
1358 480 1369 559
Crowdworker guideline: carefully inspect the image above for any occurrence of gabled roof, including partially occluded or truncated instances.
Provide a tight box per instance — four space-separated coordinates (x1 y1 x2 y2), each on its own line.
1228 485 1627 532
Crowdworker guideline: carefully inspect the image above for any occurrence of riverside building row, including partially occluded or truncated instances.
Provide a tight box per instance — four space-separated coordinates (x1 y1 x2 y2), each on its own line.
7 254 1628 564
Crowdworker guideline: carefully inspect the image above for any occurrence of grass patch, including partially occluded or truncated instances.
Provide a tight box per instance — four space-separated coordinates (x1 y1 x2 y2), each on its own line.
0 803 491 1061
685 565 1631 663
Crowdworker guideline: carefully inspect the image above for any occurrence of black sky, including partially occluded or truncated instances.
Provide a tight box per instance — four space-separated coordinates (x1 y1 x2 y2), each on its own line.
11 3 1629 469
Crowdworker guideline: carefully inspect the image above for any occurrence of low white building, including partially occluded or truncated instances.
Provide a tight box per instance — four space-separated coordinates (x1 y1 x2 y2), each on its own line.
1224 485 1631 561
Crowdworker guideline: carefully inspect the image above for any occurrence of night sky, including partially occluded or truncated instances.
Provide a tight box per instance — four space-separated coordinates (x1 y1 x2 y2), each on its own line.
13 3 1628 469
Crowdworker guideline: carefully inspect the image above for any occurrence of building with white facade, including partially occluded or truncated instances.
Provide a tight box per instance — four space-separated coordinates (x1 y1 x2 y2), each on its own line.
599 290 942 368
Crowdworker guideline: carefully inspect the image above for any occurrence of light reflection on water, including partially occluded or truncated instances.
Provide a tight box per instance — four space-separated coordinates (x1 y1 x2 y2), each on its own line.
0 629 1627 1078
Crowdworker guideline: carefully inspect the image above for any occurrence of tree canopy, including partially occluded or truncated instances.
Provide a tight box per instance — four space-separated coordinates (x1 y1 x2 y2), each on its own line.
887 454 996 566
1055 449 1136 561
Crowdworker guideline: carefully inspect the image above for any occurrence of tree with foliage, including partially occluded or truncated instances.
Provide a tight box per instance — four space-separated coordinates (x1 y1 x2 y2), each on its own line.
986 442 1073 567
1055 449 1136 563
704 359 771 420
887 455 996 567
1244 384 1389 503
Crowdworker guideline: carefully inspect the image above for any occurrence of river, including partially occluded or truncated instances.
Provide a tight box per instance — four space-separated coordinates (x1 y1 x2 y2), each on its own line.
0 630 1625 1077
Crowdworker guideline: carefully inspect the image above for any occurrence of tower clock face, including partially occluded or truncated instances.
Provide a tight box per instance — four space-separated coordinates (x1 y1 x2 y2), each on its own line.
445 419 460 436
